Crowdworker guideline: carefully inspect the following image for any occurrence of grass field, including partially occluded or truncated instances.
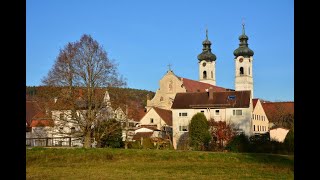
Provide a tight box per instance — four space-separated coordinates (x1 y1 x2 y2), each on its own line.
26 148 294 179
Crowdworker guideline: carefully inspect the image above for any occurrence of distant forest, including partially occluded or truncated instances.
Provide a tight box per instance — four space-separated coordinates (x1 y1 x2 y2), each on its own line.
26 86 155 110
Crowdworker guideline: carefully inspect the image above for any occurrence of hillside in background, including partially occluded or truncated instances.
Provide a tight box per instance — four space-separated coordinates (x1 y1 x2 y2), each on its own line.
26 86 155 120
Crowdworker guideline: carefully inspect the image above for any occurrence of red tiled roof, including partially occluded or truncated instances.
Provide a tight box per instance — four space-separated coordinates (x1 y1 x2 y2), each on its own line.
127 103 147 122
30 112 54 127
261 102 294 123
153 107 172 126
132 132 153 140
252 98 259 109
26 101 40 127
172 90 251 109
178 77 228 92
30 120 54 127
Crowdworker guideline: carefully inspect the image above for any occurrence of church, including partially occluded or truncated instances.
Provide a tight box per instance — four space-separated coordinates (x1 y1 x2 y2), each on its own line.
139 24 271 149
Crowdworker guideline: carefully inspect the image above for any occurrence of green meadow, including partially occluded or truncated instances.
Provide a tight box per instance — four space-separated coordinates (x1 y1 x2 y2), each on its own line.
27 148 293 180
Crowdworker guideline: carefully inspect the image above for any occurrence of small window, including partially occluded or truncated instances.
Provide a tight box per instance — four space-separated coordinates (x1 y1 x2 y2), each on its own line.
203 71 207 79
233 110 235 116
179 126 188 132
211 71 213 78
215 110 220 115
240 67 244 75
150 118 154 123
258 126 259 131
236 110 242 116
200 110 204 113
179 112 188 117
253 125 255 131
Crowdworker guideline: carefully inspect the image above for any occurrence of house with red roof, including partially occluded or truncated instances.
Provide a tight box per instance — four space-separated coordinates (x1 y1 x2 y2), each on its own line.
171 88 253 149
138 107 173 142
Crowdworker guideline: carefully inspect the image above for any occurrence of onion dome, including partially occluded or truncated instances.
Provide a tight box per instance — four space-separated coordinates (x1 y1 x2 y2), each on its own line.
233 24 254 57
197 29 216 62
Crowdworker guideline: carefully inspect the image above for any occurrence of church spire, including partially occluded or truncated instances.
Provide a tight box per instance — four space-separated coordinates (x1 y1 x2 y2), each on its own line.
233 23 254 57
242 23 245 35
206 28 208 40
197 29 216 62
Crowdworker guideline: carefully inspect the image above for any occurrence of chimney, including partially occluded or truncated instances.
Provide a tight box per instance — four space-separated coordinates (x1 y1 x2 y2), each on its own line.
208 87 214 100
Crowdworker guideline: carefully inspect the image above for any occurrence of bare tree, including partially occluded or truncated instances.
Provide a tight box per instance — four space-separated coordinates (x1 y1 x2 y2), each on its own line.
42 34 126 148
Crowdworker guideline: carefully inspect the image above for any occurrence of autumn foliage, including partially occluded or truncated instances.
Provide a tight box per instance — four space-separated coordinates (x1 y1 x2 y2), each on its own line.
208 119 235 150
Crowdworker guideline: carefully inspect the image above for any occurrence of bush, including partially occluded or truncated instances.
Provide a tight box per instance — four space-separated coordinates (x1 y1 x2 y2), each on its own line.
129 141 142 149
142 138 155 149
284 129 294 154
189 113 211 151
225 133 250 152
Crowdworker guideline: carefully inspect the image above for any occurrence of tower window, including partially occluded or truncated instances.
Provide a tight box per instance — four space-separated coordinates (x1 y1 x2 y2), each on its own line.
248 67 251 75
211 71 213 78
240 67 244 75
203 71 207 79
150 118 154 123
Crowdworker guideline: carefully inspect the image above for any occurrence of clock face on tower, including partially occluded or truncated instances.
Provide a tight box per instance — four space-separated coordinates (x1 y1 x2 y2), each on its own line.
239 58 243 63
202 62 206 67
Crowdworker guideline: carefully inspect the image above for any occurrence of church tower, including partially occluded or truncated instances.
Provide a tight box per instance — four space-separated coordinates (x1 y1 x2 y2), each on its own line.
197 29 217 86
233 24 254 98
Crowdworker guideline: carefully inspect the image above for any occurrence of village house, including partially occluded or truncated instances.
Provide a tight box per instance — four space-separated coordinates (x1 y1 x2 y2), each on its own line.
26 89 145 147
171 89 252 149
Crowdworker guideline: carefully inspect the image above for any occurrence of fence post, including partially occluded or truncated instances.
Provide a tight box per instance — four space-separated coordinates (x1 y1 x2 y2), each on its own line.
69 137 71 147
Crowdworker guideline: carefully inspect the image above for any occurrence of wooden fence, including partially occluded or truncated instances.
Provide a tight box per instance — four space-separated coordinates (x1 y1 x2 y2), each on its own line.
26 137 83 147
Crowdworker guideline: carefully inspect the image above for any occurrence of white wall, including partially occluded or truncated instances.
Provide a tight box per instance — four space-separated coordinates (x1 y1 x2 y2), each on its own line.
270 128 289 142
140 108 169 130
199 60 216 85
252 100 269 134
172 106 253 149
235 56 254 98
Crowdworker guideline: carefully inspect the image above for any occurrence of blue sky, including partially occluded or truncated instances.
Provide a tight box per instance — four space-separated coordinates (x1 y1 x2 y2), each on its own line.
27 0 294 102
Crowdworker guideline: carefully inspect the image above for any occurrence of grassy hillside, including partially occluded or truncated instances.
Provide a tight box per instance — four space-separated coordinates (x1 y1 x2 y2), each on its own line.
27 148 294 179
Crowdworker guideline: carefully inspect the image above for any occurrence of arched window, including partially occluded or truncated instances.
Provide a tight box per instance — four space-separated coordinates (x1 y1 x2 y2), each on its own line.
240 67 244 75
248 67 251 75
211 71 213 78
203 71 207 79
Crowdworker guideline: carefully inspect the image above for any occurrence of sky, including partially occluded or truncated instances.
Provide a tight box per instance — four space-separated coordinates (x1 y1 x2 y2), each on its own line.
27 0 294 102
